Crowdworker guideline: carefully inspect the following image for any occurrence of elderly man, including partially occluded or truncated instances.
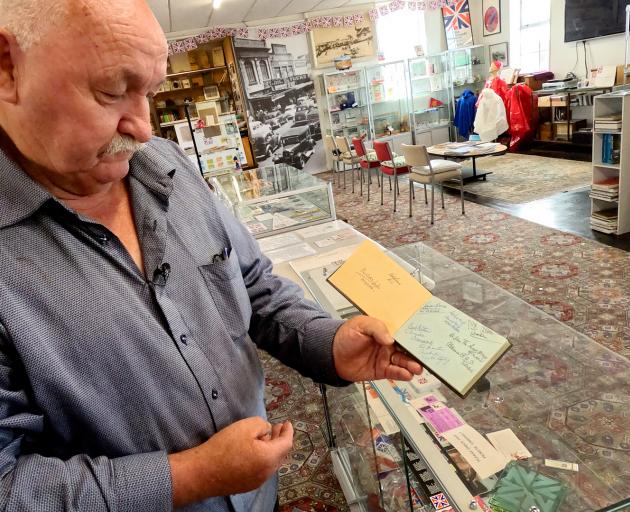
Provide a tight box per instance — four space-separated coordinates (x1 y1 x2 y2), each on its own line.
0 1 421 510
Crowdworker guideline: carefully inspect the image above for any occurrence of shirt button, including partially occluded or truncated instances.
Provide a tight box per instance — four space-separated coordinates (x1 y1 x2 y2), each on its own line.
211 389 218 400
180 334 188 345
98 234 109 245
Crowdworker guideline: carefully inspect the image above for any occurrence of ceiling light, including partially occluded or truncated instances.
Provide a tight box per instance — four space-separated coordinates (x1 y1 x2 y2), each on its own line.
214 0 222 8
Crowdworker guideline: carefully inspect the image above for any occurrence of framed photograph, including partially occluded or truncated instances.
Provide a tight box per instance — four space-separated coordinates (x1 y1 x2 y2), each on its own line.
173 121 194 151
203 85 220 100
483 0 501 36
489 42 509 67
310 16 376 68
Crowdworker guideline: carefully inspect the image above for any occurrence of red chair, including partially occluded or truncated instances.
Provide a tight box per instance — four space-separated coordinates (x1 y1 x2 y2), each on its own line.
351 137 380 201
372 140 410 212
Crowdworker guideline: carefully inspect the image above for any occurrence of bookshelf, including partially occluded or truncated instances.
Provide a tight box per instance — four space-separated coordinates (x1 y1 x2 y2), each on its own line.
591 92 630 234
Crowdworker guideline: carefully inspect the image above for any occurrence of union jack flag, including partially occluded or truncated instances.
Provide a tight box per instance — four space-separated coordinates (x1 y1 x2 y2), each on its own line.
353 13 364 24
368 8 379 21
430 492 450 510
170 40 186 54
237 27 249 38
389 0 405 11
442 0 471 29
167 43 173 56
292 22 306 35
343 15 354 27
332 16 343 27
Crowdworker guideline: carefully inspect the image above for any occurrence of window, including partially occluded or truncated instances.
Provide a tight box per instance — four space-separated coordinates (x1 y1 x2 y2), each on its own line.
509 0 551 73
245 61 257 85
260 61 270 81
376 8 426 62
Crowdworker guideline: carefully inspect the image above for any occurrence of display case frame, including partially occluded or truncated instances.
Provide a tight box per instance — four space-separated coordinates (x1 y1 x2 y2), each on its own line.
210 164 336 239
323 69 372 141
408 52 453 147
297 239 630 511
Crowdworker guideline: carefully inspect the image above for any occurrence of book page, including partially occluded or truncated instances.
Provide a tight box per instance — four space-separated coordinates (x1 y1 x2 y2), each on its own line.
327 240 432 334
395 297 509 396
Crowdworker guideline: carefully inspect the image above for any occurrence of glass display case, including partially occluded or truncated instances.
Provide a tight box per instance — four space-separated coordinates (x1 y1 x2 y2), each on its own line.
323 69 371 140
365 60 411 140
210 164 336 238
408 53 452 147
300 241 630 511
448 45 487 138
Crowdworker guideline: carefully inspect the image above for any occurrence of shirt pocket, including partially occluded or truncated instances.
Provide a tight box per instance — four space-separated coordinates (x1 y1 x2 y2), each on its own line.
198 251 252 342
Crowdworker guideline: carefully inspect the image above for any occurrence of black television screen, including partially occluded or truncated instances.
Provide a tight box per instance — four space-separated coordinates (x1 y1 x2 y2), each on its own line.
565 0 630 42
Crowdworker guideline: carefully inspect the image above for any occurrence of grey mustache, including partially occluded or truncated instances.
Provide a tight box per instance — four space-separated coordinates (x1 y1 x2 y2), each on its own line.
103 136 144 156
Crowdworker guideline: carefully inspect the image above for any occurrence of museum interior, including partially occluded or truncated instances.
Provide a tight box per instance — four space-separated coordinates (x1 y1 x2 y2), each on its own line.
12 0 630 510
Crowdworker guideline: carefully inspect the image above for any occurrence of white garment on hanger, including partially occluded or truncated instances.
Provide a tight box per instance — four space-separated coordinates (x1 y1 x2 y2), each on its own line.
474 88 508 142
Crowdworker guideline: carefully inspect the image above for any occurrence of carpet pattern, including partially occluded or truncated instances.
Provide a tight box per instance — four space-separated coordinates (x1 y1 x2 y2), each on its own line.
264 169 630 511
442 153 592 203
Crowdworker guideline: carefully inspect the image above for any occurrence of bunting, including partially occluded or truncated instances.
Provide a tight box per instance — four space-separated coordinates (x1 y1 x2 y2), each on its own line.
167 0 457 54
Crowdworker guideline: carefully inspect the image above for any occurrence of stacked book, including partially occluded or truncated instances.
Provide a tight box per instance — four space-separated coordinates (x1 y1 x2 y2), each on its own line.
594 114 622 132
601 132 621 164
591 177 620 202
591 208 618 233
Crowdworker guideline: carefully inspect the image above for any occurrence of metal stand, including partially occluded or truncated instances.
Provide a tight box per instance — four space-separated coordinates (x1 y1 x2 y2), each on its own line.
184 100 204 177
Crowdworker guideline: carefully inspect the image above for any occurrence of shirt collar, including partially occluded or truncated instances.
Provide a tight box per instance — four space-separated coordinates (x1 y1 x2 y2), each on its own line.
0 138 176 230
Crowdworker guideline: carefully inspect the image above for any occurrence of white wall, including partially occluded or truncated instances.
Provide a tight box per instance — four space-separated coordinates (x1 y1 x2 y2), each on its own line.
470 0 625 79
550 0 625 80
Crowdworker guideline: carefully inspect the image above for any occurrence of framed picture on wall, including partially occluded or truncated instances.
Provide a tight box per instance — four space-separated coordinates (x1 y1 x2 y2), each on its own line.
489 42 509 67
310 16 376 68
442 0 474 50
483 0 502 36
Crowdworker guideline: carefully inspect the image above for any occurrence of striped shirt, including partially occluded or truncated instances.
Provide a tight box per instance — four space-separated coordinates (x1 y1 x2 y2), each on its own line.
0 138 344 511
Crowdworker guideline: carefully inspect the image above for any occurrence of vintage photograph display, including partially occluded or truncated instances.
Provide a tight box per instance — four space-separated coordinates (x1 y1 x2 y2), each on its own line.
310 17 376 68
234 34 325 172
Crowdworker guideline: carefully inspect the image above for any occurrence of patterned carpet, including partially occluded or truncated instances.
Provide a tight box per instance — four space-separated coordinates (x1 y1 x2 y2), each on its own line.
442 153 592 203
264 169 630 510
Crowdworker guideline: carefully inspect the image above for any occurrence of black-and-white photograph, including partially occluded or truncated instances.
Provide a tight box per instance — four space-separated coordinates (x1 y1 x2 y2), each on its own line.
234 35 325 173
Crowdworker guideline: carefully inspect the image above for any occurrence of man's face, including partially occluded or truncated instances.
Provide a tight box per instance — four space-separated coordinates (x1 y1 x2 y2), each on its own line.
6 4 167 191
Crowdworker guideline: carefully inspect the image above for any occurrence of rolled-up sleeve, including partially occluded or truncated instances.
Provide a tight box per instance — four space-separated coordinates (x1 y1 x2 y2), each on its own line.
0 325 173 512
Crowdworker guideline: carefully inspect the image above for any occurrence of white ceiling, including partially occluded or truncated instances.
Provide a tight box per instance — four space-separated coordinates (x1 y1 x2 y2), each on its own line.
147 0 376 36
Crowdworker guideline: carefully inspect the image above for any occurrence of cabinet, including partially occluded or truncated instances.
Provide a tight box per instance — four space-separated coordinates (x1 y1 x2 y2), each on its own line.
365 60 411 140
295 240 629 511
447 45 486 139
149 37 252 167
591 91 630 234
323 69 371 140
209 164 336 238
408 53 452 147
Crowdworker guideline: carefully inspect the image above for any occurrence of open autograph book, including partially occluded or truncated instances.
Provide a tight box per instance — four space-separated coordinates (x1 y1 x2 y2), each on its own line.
327 240 511 398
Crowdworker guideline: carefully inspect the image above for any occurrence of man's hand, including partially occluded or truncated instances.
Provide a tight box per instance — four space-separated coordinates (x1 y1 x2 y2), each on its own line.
332 316 423 382
169 417 293 507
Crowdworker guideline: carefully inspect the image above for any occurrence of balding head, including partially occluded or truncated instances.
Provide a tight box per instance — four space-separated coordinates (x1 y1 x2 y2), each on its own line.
0 0 69 50
0 0 163 50
0 0 168 196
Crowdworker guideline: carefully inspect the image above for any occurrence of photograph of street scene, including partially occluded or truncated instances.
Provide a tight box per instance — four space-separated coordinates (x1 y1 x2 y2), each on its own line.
234 35 325 173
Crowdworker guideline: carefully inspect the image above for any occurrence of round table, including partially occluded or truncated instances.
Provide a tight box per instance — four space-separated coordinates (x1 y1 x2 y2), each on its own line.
427 143 508 183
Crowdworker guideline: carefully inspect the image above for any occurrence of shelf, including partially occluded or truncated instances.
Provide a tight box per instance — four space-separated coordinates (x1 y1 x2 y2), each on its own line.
371 98 405 105
329 105 368 112
593 162 620 169
590 195 619 202
160 117 199 127
166 66 227 78
326 85 366 94
594 130 622 134
412 106 445 115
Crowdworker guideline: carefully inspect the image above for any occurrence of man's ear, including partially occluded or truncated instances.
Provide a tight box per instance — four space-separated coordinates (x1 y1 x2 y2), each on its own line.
0 30 18 104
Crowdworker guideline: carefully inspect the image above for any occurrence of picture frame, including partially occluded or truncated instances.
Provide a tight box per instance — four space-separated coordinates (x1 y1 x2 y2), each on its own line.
203 85 220 101
482 0 502 37
309 16 376 68
442 0 474 50
489 42 509 67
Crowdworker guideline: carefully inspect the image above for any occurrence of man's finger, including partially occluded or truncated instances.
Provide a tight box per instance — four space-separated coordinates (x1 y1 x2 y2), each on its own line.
358 316 394 346
391 352 423 375
385 366 414 381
